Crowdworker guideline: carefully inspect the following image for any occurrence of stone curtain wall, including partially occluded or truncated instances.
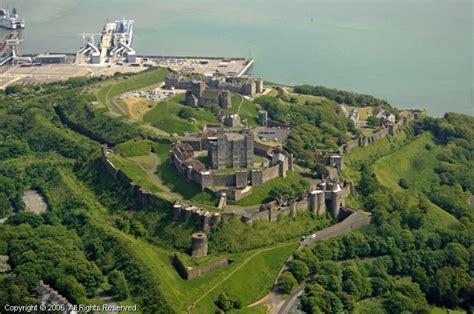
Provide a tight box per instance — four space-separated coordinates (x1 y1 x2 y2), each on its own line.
341 112 417 154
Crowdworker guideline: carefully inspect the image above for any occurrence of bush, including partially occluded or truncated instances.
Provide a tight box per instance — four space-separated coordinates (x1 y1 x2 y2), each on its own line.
399 178 409 189
288 259 310 282
178 108 193 120
108 270 130 301
214 293 242 312
6 211 44 227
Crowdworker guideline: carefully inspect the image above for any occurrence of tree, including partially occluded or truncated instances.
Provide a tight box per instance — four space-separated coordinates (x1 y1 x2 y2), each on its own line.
108 270 129 301
336 291 355 312
0 192 10 218
367 116 380 127
444 242 469 268
310 163 329 179
370 276 393 296
129 219 147 238
398 178 409 189
288 259 310 282
428 267 468 308
214 293 241 312
55 276 87 305
278 271 297 294
411 267 429 292
178 108 193 120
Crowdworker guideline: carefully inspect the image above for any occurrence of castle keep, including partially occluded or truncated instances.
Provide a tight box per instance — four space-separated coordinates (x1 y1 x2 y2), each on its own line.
208 130 254 169
171 128 292 201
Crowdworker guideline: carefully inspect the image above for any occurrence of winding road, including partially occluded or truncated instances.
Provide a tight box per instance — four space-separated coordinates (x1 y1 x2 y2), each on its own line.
249 208 372 313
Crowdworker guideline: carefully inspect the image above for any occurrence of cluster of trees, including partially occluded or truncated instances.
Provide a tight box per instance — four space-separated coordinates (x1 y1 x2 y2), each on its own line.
0 76 175 313
293 85 391 108
270 179 310 202
115 215 147 238
255 95 356 160
288 115 473 313
0 223 102 305
58 93 141 145
418 113 474 220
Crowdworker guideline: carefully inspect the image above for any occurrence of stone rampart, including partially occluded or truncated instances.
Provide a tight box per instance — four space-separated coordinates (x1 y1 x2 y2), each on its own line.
173 254 229 280
341 112 417 153
100 146 220 229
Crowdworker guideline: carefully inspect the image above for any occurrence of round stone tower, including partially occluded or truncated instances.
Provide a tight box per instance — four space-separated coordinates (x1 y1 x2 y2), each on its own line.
191 232 208 257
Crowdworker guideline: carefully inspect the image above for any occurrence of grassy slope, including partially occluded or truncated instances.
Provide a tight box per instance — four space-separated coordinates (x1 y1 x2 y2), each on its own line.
108 153 163 194
236 171 306 206
156 156 217 206
343 129 409 183
191 242 297 313
116 140 152 157
239 98 259 127
143 94 218 135
46 167 298 313
372 132 458 228
96 68 169 107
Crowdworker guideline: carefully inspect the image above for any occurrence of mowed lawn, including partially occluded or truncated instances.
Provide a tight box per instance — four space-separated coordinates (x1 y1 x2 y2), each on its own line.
236 171 307 207
239 98 259 127
116 139 152 157
372 132 458 228
143 94 218 135
108 153 163 194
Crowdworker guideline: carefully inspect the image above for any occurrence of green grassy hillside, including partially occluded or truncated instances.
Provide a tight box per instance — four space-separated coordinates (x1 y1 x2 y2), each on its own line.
372 132 458 228
96 68 169 107
143 94 218 135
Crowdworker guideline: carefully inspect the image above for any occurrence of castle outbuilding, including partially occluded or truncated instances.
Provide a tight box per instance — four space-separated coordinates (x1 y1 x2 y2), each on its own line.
191 232 208 257
308 179 352 219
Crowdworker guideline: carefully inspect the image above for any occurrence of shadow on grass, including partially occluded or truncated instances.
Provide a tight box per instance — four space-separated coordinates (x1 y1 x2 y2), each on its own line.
156 158 216 206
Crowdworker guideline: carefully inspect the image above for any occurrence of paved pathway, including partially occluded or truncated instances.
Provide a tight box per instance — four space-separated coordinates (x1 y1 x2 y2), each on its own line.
249 209 372 313
98 288 119 314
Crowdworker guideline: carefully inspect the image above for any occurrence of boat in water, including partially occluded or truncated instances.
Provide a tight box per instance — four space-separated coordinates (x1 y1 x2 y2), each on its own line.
0 8 25 30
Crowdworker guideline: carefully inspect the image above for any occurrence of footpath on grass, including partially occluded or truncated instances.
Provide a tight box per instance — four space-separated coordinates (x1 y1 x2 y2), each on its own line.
186 242 296 313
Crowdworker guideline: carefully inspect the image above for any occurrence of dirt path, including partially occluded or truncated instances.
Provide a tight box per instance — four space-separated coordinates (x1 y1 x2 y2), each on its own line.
144 153 183 201
236 94 244 115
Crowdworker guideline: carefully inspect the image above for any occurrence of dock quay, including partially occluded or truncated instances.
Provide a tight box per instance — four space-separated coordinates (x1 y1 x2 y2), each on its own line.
0 54 254 88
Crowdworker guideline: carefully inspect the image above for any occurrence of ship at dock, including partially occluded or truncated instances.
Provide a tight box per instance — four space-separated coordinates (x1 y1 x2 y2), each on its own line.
77 19 135 65
0 8 25 30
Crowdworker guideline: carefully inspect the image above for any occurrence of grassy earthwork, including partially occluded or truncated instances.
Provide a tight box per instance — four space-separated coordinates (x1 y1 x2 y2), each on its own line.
143 94 218 135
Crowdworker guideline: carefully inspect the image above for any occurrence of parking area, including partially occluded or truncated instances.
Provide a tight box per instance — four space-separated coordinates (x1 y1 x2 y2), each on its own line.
257 127 291 143
149 57 253 77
